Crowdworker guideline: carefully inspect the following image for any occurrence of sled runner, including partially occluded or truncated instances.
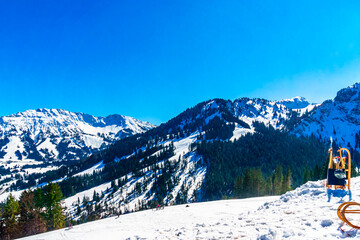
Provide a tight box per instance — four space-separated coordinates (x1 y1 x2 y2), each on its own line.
326 147 352 202
337 202 360 230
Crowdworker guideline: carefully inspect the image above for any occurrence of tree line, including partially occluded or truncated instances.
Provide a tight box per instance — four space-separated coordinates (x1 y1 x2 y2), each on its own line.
0 182 65 240
193 122 329 200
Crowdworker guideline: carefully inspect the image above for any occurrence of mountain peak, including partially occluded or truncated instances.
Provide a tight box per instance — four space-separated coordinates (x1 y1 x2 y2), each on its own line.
0 108 154 164
334 82 360 103
275 96 310 110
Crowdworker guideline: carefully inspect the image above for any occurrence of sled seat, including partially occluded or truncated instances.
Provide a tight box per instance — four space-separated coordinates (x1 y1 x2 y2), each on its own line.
327 169 346 186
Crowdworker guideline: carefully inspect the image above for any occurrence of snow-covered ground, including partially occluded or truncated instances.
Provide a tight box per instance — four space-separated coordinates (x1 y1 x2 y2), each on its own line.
20 196 278 240
20 176 360 240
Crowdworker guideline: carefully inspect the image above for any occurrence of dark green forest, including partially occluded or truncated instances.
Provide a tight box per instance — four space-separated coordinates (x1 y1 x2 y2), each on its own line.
193 122 331 200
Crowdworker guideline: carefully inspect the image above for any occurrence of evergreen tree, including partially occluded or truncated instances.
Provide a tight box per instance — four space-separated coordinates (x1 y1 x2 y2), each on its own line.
242 168 252 197
33 188 44 209
2 194 20 239
253 168 265 196
266 176 273 195
43 182 65 230
273 165 283 195
18 190 46 237
303 166 311 184
281 167 292 193
312 164 321 181
233 175 243 198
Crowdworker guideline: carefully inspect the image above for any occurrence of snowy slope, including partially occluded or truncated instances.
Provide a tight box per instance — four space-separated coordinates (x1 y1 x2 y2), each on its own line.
276 96 318 115
173 96 314 141
0 108 154 194
0 97 315 217
293 83 360 149
20 176 360 240
0 108 154 162
61 132 206 219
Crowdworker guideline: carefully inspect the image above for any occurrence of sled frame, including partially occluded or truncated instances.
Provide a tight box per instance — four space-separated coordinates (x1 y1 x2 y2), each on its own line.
337 202 360 230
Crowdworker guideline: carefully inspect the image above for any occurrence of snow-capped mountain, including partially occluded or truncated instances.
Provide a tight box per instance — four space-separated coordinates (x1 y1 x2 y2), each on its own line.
276 96 311 109
275 96 318 115
0 108 154 163
4 84 360 239
17 97 314 217
0 97 317 215
0 109 154 193
293 83 360 149
156 96 315 141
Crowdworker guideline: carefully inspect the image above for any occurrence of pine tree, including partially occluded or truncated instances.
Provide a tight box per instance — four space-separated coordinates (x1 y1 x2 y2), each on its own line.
281 167 292 193
303 166 311 184
233 175 243 198
33 188 44 209
242 168 252 197
312 164 321 180
2 194 20 239
253 168 265 196
266 176 273 195
273 165 283 195
18 190 46 237
43 182 65 230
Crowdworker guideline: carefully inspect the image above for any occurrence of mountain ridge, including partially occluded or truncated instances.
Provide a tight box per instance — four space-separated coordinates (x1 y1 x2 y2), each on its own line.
0 108 155 194
1 85 357 224
293 82 360 151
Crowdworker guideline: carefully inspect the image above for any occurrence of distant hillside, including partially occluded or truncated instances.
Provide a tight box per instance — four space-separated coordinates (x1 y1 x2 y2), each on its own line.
293 83 360 151
0 108 154 193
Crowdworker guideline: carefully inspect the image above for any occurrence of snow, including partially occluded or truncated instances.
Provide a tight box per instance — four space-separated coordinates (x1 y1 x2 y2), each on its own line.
0 108 154 164
81 135 104 149
20 196 278 240
43 133 206 219
0 189 23 203
19 176 360 239
231 124 255 141
64 182 112 208
0 108 155 194
293 83 360 150
23 165 59 175
2 136 25 160
37 138 59 158
73 161 105 177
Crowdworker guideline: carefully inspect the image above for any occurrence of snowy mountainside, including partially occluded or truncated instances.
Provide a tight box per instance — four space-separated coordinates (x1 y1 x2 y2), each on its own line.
276 96 311 110
275 96 318 115
293 83 360 149
0 108 154 162
39 98 318 216
0 108 154 193
158 96 313 141
20 176 360 240
0 96 318 220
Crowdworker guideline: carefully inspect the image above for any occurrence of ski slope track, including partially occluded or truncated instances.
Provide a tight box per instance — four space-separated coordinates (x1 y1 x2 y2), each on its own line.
20 176 360 240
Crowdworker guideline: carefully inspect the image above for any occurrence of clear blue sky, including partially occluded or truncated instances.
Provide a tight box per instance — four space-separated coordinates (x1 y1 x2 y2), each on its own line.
1 1 360 124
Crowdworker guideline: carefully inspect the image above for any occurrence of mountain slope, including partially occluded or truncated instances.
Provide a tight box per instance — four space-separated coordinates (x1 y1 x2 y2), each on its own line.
0 108 154 162
9 96 320 220
293 83 360 150
0 95 323 223
20 176 360 240
0 108 154 193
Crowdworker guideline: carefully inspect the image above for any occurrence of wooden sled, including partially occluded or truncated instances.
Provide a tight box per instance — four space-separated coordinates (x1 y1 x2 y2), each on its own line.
326 147 352 202
337 202 360 230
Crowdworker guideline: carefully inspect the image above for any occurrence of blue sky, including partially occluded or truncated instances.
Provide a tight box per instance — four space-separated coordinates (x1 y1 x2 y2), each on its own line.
1 1 360 124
